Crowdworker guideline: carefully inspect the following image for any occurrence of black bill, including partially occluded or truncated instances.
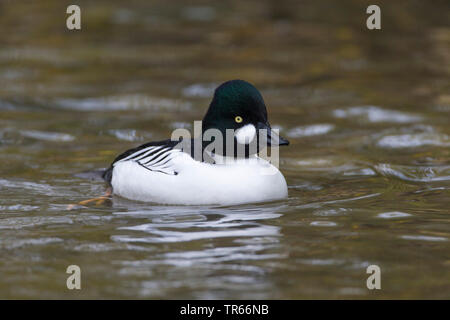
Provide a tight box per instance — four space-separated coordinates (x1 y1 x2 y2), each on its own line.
257 122 289 146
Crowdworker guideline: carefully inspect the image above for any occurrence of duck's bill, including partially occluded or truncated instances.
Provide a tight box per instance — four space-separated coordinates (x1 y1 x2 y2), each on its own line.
257 122 289 146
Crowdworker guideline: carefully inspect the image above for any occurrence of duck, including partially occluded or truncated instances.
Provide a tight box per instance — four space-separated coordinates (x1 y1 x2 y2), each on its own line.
84 80 290 206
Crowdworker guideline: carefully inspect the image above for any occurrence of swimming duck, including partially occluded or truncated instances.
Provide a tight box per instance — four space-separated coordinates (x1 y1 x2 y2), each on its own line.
96 80 289 206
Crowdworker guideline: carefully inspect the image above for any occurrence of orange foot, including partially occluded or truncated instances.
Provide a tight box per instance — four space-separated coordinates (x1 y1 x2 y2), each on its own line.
67 188 112 210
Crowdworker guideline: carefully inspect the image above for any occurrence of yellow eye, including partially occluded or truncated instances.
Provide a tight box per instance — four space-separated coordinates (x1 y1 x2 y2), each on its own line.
235 116 243 123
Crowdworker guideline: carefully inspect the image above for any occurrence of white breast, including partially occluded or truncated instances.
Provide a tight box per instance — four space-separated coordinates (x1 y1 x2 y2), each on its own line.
111 153 288 205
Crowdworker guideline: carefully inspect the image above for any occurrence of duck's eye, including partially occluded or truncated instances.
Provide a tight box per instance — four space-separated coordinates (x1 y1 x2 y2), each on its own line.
235 116 243 123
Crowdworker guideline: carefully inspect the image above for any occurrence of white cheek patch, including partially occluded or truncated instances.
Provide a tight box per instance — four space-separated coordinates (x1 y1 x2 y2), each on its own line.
234 124 256 144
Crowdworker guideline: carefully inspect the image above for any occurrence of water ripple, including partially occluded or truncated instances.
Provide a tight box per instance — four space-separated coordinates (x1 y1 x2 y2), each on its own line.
375 164 450 182
286 124 335 138
400 235 447 242
333 105 422 123
0 237 63 249
107 129 152 142
20 130 75 142
182 83 217 97
377 211 412 219
0 179 55 195
377 133 450 148
310 221 337 227
0 216 73 230
55 94 191 112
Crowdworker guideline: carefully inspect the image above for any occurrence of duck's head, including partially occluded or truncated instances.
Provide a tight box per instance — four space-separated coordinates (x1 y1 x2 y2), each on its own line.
202 80 289 157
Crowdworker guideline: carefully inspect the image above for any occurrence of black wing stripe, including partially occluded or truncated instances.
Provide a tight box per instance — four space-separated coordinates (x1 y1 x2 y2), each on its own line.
132 146 165 161
152 155 175 168
136 161 176 176
120 145 163 162
146 153 171 167
140 147 171 165
142 149 175 166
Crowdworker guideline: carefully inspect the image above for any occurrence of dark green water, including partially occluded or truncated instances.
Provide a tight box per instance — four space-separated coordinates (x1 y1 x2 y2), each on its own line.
0 0 449 298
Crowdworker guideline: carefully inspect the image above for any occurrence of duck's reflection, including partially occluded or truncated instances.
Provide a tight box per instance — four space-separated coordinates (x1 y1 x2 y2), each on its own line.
109 203 286 298
111 203 283 244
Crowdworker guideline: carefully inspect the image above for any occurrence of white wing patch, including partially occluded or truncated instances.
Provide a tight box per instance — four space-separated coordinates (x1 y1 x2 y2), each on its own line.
114 145 182 175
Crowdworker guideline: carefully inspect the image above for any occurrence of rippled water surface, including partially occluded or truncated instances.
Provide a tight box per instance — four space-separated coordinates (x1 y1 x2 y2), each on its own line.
0 0 449 299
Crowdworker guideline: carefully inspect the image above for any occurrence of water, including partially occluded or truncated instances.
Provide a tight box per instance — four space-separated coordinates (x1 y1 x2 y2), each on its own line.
0 0 449 299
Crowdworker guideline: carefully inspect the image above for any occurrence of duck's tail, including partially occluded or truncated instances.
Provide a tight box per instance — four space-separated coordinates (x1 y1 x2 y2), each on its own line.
73 168 108 181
